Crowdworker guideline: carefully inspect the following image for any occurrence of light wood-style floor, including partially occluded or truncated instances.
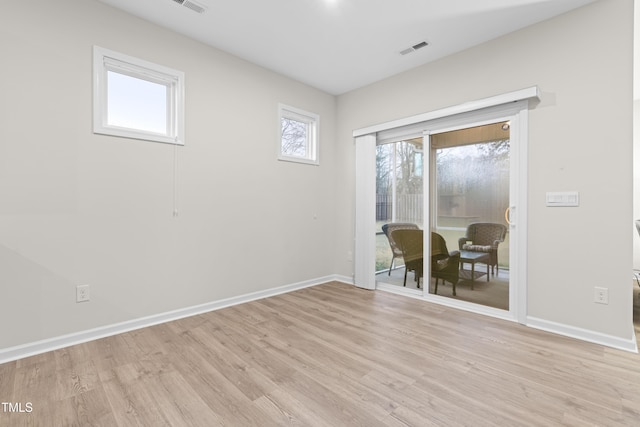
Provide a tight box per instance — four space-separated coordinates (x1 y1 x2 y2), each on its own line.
2 281 640 426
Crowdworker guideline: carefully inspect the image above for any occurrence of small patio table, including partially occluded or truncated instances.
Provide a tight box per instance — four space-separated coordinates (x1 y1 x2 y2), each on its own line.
459 250 490 290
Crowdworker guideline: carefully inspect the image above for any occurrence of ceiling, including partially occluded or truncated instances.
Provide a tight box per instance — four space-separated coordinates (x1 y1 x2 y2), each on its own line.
97 0 597 95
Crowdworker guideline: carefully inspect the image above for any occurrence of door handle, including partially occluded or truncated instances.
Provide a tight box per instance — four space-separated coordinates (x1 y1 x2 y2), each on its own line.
505 206 515 226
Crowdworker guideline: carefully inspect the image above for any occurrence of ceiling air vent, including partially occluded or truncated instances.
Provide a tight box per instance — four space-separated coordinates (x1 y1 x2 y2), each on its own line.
171 0 207 14
400 40 429 56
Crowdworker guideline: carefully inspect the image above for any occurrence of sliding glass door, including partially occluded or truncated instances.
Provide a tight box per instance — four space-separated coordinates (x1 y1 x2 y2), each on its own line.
375 138 424 288
355 88 534 321
428 122 511 310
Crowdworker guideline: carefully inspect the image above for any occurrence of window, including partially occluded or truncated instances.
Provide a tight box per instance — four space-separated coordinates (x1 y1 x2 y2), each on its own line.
93 46 185 145
278 104 319 165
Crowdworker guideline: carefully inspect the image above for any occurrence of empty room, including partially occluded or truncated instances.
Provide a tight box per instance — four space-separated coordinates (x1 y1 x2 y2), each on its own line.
1 0 640 425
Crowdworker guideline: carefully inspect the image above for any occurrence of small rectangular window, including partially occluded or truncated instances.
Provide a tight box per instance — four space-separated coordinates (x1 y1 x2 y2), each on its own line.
93 46 185 145
278 104 319 165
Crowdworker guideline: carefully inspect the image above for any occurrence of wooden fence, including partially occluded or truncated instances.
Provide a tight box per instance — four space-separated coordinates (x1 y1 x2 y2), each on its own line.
376 193 423 224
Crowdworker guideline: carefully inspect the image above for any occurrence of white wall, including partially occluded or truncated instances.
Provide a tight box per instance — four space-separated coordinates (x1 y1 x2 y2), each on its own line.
634 0 640 271
336 0 634 341
634 100 640 270
1 0 634 353
0 0 338 349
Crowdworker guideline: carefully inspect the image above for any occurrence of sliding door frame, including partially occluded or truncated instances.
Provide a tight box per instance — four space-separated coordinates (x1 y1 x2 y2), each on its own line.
422 106 526 322
354 87 538 323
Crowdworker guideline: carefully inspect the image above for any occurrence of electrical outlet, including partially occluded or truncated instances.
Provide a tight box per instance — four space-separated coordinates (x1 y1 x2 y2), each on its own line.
76 285 90 303
594 287 608 305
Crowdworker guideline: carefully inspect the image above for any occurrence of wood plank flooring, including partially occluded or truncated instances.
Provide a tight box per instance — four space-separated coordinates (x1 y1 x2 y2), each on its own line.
2 281 640 426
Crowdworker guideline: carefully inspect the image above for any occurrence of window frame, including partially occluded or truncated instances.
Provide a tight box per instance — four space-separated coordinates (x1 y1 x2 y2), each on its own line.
93 46 185 145
277 103 319 165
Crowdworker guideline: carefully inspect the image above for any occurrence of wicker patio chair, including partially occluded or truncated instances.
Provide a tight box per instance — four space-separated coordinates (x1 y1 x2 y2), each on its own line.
458 222 507 275
390 228 423 288
432 232 460 296
381 223 419 275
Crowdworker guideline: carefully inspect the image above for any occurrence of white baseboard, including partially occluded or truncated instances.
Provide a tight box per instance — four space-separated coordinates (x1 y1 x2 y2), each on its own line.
0 275 352 364
376 282 638 354
4 277 634 364
527 316 638 353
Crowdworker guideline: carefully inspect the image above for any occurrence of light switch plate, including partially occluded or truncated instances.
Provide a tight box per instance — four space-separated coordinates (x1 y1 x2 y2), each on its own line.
546 191 579 207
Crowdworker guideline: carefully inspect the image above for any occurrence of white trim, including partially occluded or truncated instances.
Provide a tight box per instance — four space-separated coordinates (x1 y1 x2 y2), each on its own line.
376 285 637 353
353 86 540 137
0 275 352 364
512 103 529 323
423 131 432 299
277 103 320 165
93 46 185 145
527 316 638 353
2 274 635 364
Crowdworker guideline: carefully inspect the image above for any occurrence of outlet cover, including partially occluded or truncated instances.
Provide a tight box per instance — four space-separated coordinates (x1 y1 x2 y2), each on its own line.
594 286 608 305
76 285 90 303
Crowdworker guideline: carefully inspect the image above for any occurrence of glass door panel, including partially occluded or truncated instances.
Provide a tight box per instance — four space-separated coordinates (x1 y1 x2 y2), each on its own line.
429 122 510 310
375 138 424 289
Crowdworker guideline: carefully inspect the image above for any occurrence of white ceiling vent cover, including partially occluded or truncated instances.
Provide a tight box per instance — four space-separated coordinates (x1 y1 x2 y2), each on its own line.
400 40 429 56
172 0 207 14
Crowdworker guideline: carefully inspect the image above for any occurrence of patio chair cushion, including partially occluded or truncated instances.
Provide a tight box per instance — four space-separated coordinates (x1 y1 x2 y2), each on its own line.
435 258 450 269
458 223 507 274
461 243 492 252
